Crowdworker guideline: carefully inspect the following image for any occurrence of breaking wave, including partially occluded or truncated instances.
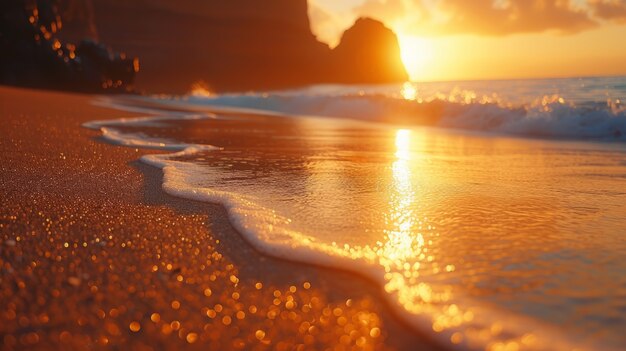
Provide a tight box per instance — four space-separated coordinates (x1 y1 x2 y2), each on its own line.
176 82 626 141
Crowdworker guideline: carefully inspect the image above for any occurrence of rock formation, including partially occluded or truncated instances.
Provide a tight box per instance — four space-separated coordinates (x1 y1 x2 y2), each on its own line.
0 0 138 93
80 0 332 93
331 18 408 84
2 0 408 93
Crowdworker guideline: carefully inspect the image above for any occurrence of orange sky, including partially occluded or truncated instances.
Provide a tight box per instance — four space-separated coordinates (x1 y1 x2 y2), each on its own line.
308 0 626 81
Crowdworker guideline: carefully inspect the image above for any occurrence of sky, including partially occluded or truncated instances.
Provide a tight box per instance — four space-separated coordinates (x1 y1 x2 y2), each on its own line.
308 0 626 82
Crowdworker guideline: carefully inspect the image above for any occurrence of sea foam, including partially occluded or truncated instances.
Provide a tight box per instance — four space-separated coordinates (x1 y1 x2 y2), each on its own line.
171 81 626 142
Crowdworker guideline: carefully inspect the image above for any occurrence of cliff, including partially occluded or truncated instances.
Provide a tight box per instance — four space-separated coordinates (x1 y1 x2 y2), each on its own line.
82 0 333 92
6 0 408 93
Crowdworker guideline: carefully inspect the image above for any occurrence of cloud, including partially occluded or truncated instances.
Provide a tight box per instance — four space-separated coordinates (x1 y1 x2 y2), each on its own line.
590 0 626 23
309 0 626 46
351 0 601 36
308 1 356 46
433 0 597 35
353 0 408 23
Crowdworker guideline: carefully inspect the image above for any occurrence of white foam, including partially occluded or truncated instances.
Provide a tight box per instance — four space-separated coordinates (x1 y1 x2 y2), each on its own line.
84 97 613 351
83 97 220 151
173 88 626 142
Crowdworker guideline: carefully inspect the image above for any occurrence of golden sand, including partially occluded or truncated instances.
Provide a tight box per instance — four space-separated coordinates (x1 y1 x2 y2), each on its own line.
0 87 436 350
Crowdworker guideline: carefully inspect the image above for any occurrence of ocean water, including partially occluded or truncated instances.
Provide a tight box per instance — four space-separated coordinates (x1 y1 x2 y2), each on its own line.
87 77 626 351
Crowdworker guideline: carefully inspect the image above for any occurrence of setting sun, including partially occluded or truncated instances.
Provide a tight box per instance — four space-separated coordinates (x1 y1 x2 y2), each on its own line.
310 0 626 82
397 35 434 82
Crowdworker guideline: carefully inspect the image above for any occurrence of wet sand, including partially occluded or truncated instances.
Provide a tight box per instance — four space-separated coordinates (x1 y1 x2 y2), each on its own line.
0 86 439 350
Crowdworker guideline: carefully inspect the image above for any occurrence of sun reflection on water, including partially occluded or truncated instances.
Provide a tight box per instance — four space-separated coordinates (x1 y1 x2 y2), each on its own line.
394 129 412 160
383 129 421 263
380 129 438 309
401 82 418 101
372 130 539 350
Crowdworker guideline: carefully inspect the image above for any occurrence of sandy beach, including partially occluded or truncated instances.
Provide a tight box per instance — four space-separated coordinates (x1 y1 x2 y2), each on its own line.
0 86 440 351
3 0 626 349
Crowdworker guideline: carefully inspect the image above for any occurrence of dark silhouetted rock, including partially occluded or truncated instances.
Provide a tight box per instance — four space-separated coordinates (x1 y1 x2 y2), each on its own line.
0 0 138 93
330 18 408 84
52 0 407 93
73 0 331 93
3 0 407 93
56 0 99 43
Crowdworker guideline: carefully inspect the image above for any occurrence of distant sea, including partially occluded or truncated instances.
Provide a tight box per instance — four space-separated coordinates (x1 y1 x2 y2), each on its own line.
87 76 626 351
181 76 626 141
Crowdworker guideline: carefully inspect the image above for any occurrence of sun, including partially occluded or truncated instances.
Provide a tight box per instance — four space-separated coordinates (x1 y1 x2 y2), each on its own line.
397 35 434 82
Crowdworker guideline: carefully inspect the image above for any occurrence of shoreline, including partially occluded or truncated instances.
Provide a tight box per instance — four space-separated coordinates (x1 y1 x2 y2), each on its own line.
0 86 439 350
